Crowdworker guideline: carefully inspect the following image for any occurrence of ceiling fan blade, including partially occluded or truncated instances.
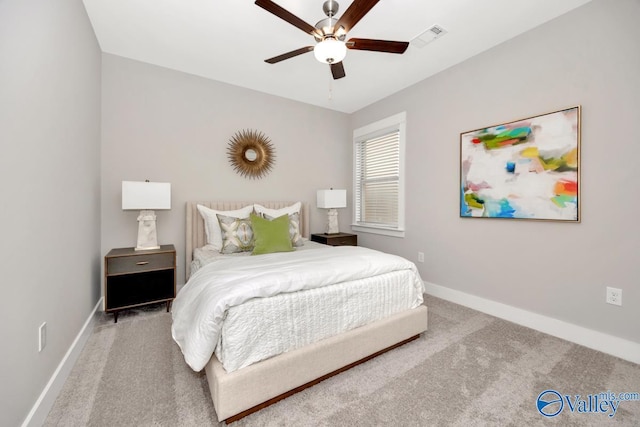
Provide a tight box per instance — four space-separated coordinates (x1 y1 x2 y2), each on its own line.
346 38 409 54
330 61 346 80
334 0 379 34
255 0 320 37
265 46 314 64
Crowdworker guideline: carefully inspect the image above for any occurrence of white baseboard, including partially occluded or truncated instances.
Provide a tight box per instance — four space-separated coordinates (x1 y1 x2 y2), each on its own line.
424 282 640 365
21 297 103 427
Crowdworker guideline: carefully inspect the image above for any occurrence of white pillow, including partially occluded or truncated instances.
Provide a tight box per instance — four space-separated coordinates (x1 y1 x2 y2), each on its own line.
196 204 254 251
254 201 301 218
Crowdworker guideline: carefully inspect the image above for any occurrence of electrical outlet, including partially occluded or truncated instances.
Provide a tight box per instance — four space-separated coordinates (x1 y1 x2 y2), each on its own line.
418 252 425 263
39 322 47 352
606 287 622 306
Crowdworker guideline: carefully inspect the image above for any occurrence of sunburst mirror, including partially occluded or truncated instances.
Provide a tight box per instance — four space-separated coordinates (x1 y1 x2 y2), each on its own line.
227 129 275 179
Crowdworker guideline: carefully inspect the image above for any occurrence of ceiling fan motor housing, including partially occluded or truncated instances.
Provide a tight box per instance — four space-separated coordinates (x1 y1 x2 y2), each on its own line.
314 17 345 41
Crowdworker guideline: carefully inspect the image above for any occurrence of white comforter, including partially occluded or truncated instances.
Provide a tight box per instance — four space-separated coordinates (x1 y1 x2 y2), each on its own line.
171 246 424 371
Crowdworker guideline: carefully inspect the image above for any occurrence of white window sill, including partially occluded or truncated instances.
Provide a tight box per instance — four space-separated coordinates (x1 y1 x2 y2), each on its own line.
351 224 405 238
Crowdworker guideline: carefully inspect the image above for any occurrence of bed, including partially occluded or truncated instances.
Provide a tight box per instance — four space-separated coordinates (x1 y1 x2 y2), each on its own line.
173 201 429 423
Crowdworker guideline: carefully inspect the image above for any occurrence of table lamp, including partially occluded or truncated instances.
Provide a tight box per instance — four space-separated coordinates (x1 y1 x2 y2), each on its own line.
122 180 171 250
316 189 346 234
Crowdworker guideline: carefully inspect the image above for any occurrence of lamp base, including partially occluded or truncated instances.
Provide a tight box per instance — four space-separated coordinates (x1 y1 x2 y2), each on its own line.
135 210 160 251
325 208 340 234
135 245 160 251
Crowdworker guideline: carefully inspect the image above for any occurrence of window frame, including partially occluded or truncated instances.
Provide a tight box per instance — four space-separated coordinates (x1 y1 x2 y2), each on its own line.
352 112 406 238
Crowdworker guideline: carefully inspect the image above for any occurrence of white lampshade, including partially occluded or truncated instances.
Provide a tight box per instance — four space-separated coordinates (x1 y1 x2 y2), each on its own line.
317 189 347 209
122 181 171 210
313 38 347 64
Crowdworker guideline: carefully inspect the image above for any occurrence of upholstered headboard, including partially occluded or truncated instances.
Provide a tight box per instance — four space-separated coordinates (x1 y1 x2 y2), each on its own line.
185 201 309 279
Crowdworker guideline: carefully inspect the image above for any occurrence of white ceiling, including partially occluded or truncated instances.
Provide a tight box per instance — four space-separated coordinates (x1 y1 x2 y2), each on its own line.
83 0 592 113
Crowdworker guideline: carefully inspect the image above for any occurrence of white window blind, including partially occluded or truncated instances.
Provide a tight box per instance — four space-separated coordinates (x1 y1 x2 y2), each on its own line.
355 130 400 227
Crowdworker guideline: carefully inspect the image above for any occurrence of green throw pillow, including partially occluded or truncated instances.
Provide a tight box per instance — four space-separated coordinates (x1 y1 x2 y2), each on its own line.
250 213 293 255
264 211 304 247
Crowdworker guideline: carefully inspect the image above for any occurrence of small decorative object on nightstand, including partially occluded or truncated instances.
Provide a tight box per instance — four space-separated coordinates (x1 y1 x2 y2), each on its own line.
104 244 176 323
311 232 357 247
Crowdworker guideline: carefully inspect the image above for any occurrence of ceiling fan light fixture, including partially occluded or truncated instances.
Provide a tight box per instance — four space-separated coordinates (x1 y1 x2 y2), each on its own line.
313 37 346 64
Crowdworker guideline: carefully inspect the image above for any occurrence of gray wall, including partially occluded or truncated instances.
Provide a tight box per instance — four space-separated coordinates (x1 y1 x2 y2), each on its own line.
100 54 352 284
351 0 640 343
0 0 102 426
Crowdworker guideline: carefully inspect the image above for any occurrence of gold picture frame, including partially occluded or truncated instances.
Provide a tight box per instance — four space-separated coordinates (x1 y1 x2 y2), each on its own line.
227 129 275 179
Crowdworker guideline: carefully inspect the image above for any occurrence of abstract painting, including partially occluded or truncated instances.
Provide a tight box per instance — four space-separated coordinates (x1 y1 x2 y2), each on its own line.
460 106 581 221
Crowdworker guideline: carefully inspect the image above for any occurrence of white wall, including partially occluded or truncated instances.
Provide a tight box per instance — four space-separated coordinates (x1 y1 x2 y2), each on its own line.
0 0 102 426
100 54 352 284
351 0 640 344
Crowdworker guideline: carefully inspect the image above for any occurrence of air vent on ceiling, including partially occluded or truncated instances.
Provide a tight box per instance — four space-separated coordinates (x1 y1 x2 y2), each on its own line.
411 24 447 49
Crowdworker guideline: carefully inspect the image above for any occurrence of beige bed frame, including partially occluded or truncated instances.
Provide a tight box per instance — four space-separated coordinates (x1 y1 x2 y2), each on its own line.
185 201 429 423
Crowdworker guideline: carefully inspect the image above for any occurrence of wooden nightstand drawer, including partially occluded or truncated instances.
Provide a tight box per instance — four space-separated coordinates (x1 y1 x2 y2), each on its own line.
107 252 174 275
310 233 357 246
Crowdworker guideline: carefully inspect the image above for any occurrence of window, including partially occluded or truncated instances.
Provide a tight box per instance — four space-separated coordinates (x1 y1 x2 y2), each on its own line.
352 112 405 237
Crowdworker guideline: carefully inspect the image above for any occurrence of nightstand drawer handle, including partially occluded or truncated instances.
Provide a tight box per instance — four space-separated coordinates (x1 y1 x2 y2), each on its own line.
136 261 150 266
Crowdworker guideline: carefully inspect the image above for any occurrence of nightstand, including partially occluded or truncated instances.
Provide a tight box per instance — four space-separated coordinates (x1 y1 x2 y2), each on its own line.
310 232 357 247
104 244 176 323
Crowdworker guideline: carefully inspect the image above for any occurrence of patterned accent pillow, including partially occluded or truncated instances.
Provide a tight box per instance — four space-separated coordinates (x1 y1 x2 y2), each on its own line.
264 212 304 247
196 204 253 251
216 214 255 254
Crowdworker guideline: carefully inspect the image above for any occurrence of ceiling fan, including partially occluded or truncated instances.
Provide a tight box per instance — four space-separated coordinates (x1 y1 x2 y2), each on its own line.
255 0 409 80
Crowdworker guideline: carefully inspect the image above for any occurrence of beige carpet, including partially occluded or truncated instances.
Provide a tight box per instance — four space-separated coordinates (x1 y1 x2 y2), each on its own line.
44 296 640 426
